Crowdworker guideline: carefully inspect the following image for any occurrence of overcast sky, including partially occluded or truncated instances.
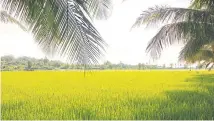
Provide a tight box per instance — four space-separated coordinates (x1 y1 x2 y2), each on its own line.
0 0 191 65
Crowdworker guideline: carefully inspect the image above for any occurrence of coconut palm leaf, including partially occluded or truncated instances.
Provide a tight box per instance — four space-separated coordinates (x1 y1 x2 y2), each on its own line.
133 5 214 59
133 6 214 28
190 0 214 10
197 61 213 70
197 50 214 60
208 63 214 70
82 0 113 19
0 0 113 65
179 41 214 71
146 21 214 58
0 11 26 31
181 49 214 62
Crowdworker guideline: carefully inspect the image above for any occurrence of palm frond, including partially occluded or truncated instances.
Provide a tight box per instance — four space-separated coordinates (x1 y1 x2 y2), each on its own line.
180 47 214 62
190 0 214 10
81 0 113 19
198 50 214 59
132 6 214 28
206 62 212 68
1 0 112 65
0 11 26 31
208 63 214 70
146 21 214 58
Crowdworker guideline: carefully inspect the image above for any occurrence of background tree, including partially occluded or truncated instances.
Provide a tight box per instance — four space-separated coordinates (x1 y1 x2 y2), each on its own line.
162 64 166 69
1 55 193 71
26 61 33 71
103 61 113 69
170 63 173 69
138 63 142 70
43 57 49 65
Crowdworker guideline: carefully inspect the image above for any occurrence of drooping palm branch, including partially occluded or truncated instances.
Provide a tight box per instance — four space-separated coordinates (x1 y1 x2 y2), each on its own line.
0 0 113 65
133 1 214 60
190 0 214 10
183 44 214 70
0 11 27 31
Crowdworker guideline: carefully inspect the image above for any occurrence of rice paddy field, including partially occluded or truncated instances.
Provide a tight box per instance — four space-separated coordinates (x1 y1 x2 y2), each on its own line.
1 70 214 120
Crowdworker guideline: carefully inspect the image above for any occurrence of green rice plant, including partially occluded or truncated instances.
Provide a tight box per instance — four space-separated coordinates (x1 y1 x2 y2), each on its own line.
1 70 214 120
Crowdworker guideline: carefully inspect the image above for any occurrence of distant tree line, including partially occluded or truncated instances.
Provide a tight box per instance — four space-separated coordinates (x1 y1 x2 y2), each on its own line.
0 55 206 71
1 55 72 71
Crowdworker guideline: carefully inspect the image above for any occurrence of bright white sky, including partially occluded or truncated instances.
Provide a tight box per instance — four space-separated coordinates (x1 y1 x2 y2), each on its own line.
0 0 191 65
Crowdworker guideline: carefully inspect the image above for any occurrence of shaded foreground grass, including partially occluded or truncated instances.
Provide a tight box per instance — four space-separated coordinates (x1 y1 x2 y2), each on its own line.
1 70 214 120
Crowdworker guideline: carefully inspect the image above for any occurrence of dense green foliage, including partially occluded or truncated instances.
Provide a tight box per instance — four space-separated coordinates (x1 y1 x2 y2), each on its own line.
1 55 192 71
1 55 75 71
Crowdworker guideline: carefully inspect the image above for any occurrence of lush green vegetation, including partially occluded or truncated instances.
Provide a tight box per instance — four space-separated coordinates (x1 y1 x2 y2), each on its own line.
1 55 194 71
1 71 214 120
1 55 73 71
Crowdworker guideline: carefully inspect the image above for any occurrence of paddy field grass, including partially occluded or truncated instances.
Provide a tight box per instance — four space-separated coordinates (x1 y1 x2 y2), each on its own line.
1 70 214 120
